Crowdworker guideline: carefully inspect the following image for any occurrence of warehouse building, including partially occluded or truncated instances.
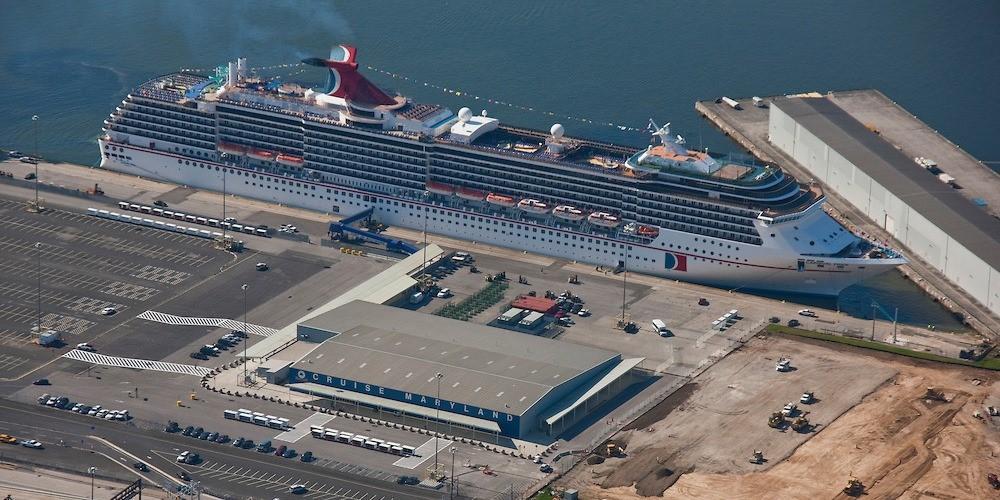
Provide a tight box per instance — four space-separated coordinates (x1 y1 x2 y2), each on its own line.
769 96 1000 317
286 300 643 440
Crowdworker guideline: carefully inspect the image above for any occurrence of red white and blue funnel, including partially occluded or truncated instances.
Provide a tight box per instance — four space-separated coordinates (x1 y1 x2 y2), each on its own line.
302 45 396 107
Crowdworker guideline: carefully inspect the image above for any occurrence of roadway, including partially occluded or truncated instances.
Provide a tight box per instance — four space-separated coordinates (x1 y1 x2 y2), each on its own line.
0 398 441 500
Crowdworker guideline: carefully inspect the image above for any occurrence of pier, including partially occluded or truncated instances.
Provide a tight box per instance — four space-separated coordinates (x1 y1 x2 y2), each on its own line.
696 89 1000 339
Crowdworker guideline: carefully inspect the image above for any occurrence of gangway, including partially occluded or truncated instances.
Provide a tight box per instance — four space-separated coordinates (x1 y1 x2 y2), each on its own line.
329 207 418 255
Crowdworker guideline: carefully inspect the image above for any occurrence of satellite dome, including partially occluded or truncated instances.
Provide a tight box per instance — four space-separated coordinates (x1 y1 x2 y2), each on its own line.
458 107 473 122
550 123 565 139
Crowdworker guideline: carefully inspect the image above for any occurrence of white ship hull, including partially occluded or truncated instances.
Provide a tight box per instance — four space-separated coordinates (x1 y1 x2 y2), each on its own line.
99 140 903 296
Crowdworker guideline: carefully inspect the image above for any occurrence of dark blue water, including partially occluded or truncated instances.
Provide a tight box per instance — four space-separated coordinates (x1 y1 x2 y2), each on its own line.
3 0 996 329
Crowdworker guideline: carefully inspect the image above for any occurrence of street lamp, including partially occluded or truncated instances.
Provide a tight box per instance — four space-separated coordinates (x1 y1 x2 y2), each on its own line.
35 242 42 334
450 446 457 499
88 466 97 500
242 283 248 386
433 371 443 478
220 153 228 242
32 115 39 212
421 190 429 276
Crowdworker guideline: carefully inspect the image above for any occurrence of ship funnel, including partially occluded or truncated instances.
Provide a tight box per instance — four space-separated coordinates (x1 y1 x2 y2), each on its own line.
227 61 237 87
237 57 247 80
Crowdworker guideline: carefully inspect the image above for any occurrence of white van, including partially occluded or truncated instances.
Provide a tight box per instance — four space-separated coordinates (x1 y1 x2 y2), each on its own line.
651 319 671 337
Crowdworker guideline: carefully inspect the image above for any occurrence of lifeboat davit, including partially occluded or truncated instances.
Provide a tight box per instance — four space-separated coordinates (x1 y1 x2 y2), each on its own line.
486 193 517 208
457 186 487 201
637 225 660 238
217 142 246 156
553 205 586 221
517 199 550 214
248 148 275 161
426 180 454 195
276 154 304 167
588 212 621 228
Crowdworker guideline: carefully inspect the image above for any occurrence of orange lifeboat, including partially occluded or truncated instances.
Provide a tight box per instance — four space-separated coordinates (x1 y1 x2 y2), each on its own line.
637 225 660 238
248 148 275 161
457 186 487 201
276 154 304 167
426 180 455 195
217 142 246 156
486 193 517 208
588 212 621 228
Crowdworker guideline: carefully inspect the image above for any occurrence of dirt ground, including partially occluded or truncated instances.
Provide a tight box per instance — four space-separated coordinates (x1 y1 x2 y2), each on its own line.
558 335 1000 499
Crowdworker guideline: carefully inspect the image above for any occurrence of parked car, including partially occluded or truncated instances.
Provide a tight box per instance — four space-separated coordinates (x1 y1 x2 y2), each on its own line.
396 476 420 485
133 462 149 472
797 309 817 317
76 343 95 352
787 319 801 327
153 200 168 207
300 451 313 462
242 439 255 449
255 262 269 271
189 352 208 360
769 316 781 324
176 451 190 463
281 448 296 459
539 463 553 473
256 440 271 453
181 426 194 436
215 434 229 443
23 171 36 179
165 421 181 433
289 484 308 494
100 307 117 316
274 445 287 457
191 427 204 438
32 378 50 386
178 471 191 481
232 437 245 448
184 453 200 465
698 297 710 306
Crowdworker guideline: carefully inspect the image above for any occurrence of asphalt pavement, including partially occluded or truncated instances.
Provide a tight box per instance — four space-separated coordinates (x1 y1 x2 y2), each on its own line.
0 398 440 500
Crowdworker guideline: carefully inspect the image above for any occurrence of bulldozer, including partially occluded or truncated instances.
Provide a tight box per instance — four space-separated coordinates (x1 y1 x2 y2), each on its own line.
748 450 764 464
843 478 864 496
768 411 785 429
791 416 811 433
924 387 947 402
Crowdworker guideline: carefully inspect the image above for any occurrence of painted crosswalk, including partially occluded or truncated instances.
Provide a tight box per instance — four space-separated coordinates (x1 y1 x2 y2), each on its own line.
62 349 211 377
136 310 277 336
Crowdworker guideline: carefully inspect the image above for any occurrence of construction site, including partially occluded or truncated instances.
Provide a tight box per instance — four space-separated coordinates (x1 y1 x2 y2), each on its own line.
554 333 1000 499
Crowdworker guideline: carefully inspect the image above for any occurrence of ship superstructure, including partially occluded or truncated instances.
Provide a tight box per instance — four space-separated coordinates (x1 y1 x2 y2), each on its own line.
100 45 905 295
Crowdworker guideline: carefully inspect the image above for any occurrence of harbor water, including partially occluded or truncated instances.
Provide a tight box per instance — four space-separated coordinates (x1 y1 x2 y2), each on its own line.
3 0 996 329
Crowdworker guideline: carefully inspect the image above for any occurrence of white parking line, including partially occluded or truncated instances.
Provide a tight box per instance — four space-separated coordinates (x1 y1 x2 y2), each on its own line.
136 310 277 336
61 349 211 377
393 437 453 469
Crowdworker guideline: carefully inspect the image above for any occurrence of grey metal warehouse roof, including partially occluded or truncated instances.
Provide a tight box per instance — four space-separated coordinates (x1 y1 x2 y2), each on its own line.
774 97 1000 270
293 300 619 415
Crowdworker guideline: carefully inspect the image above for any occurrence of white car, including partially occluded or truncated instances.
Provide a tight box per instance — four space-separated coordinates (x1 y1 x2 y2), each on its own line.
255 262 268 271
797 309 817 317
100 307 117 315
436 288 451 298
176 451 189 463
76 343 95 352
21 440 43 449
577 308 590 317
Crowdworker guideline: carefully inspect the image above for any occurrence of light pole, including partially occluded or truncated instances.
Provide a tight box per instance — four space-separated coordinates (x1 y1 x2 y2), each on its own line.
35 242 42 334
32 115 39 211
220 153 228 242
242 283 248 386
421 191 429 276
88 466 97 500
433 372 443 478
450 446 456 499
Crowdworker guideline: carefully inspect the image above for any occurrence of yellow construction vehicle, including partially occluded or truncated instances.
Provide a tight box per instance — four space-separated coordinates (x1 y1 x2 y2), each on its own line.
767 411 785 429
843 478 864 496
791 416 810 432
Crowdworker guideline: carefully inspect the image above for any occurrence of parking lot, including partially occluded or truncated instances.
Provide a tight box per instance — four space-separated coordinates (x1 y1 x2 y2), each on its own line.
0 196 237 379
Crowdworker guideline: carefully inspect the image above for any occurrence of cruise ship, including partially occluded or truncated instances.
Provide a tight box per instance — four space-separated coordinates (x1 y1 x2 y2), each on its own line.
99 45 905 296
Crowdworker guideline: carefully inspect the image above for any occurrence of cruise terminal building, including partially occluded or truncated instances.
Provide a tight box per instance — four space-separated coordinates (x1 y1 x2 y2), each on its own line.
285 300 643 440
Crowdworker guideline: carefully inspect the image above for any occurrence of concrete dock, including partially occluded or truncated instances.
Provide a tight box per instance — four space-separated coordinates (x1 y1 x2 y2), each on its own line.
696 90 1000 339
